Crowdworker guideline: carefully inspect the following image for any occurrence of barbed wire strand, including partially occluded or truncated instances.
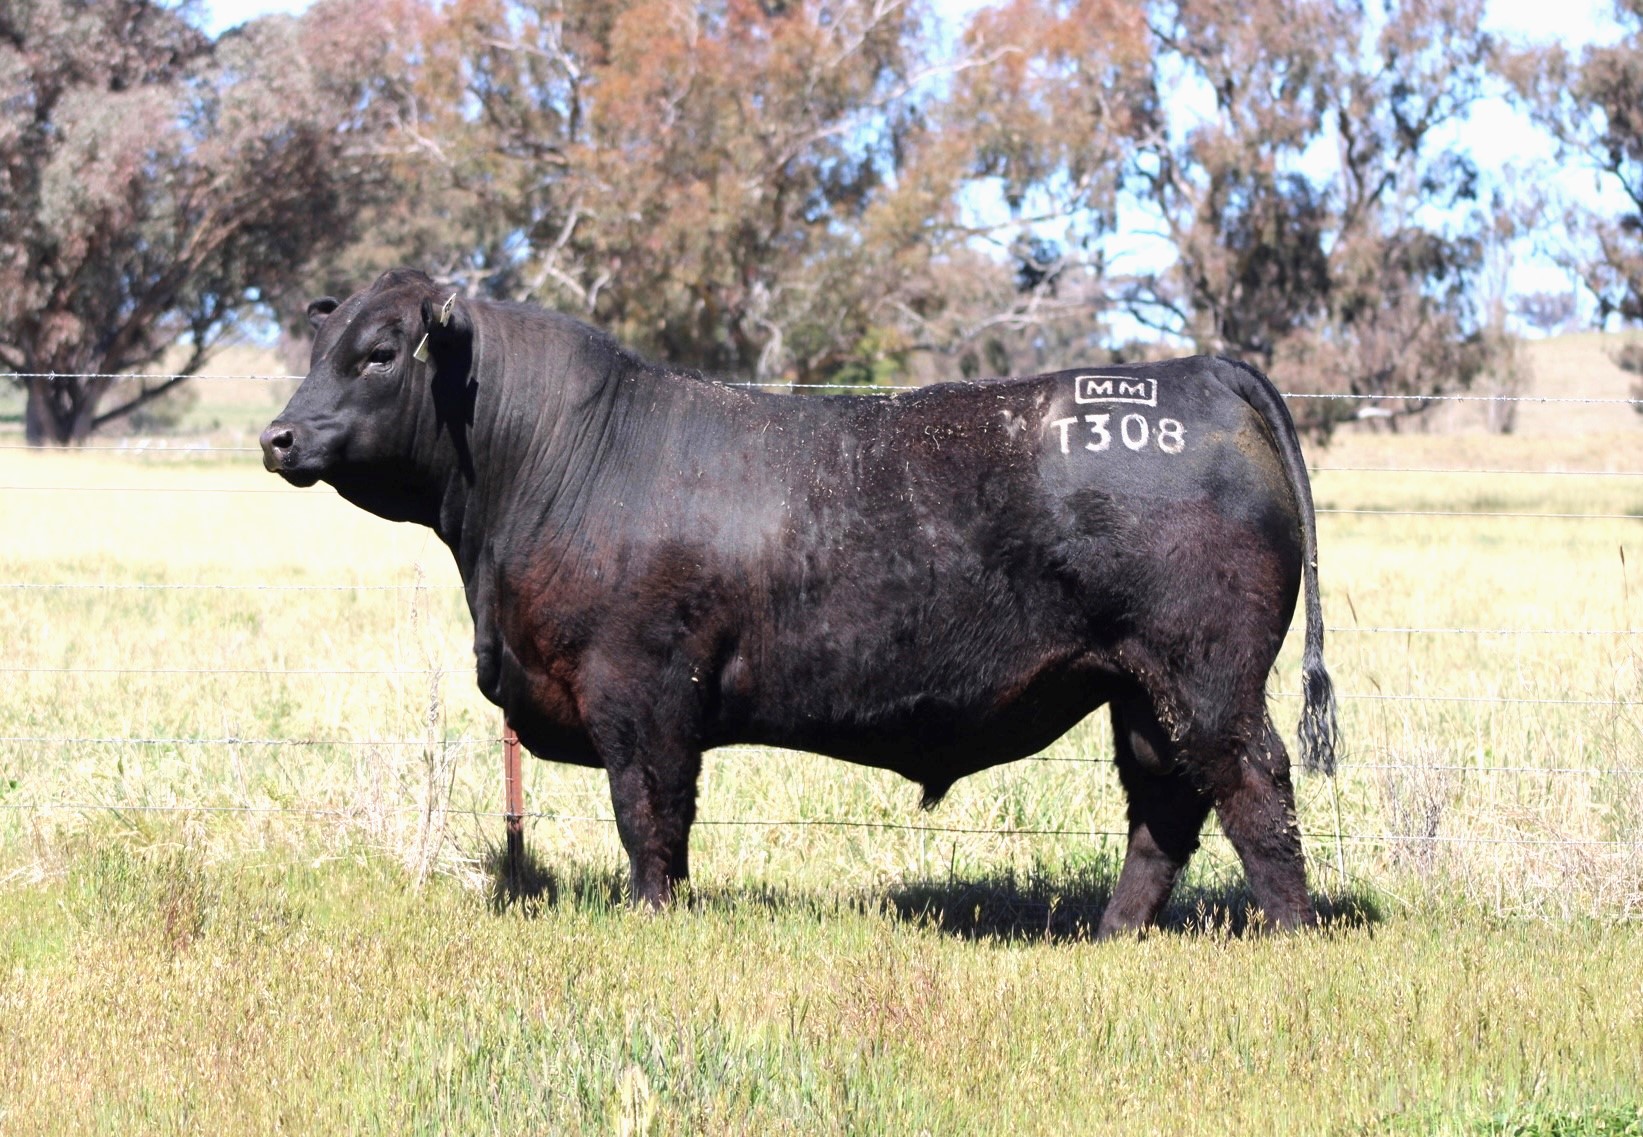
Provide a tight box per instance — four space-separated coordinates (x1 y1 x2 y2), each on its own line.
7 441 1643 481
0 735 488 748
3 652 1635 680
0 597 1631 638
1328 625 1640 636
0 675 1636 708
25 487 1643 509
8 443 1643 480
0 582 463 592
1316 507 1641 521
0 665 472 676
0 444 260 453
5 734 1640 778
7 370 1643 405
1313 465 1643 478
4 487 1636 522
5 372 304 382
0 485 303 494
1 800 1637 851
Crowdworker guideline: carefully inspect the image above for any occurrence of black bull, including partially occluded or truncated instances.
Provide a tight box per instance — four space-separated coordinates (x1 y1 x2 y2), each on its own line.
262 269 1339 934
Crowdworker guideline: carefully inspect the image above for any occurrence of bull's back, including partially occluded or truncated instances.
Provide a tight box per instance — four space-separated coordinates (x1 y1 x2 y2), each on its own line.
703 360 1301 765
771 358 1303 615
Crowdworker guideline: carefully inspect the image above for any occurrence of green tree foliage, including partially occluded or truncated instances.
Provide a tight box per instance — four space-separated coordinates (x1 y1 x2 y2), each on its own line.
343 0 939 386
6 0 1538 439
359 0 1506 415
311 0 1164 387
1512 0 1643 327
1509 0 1643 413
0 0 399 443
902 0 1155 379
1117 0 1507 432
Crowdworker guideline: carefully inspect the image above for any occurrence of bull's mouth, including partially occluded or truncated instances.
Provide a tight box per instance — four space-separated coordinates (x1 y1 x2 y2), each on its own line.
274 466 324 488
262 448 325 486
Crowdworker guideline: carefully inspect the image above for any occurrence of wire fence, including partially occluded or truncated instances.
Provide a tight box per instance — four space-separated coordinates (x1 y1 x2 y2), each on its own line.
1 798 1638 851
3 375 1642 903
8 367 1643 404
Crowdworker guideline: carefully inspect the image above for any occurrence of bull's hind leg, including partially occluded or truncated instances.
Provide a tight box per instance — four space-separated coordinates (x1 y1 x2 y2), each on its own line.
1213 715 1315 930
1097 698 1214 939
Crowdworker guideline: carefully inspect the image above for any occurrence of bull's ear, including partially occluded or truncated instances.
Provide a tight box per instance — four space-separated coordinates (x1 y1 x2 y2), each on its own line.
415 292 472 362
307 297 340 330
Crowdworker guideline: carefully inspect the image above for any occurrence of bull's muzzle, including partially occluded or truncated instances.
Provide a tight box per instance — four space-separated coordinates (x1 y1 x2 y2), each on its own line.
260 423 296 473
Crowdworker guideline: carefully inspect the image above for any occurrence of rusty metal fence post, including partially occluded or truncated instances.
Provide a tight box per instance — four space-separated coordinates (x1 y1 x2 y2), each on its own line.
502 718 524 882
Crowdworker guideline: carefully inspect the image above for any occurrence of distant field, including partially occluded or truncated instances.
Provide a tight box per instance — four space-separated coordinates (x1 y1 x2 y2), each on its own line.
0 344 298 443
1 335 1640 1134
5 327 1640 440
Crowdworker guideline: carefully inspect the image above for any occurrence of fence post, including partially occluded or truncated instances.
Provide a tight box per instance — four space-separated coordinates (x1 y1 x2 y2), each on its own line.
503 717 524 880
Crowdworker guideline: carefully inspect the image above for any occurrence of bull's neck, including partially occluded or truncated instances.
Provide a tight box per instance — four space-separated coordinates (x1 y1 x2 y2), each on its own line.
418 311 666 580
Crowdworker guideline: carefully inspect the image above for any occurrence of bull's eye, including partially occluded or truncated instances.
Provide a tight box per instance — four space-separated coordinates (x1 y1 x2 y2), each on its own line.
364 346 396 370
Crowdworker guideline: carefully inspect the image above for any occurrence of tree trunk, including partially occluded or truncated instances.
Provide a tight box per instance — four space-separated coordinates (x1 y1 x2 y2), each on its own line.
24 376 110 446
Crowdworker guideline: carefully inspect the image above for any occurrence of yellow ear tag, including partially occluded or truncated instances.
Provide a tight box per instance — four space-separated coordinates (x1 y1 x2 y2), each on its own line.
414 295 455 363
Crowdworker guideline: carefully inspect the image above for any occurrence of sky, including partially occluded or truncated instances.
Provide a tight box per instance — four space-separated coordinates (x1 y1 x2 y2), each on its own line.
204 0 308 33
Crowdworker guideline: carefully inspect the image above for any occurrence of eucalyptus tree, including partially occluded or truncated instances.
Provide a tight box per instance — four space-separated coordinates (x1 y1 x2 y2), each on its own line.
0 0 400 443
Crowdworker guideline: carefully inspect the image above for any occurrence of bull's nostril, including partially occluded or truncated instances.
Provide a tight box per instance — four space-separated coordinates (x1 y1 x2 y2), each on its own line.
260 424 297 470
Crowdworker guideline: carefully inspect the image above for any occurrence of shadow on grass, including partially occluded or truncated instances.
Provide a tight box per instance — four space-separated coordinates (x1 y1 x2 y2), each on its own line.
480 840 626 917
886 862 1383 944
479 839 1382 941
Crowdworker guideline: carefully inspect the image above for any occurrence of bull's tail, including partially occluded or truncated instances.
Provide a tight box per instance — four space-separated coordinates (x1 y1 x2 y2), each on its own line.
1220 357 1340 776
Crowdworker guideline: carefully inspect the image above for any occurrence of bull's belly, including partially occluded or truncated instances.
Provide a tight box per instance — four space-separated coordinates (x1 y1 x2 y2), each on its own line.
726 665 1116 786
498 614 1124 792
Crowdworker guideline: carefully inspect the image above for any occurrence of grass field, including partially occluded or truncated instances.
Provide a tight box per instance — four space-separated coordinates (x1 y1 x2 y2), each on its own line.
1 341 1641 1133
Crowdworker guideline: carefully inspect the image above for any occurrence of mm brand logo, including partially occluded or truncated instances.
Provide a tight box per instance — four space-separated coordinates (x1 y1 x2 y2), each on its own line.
1074 375 1157 407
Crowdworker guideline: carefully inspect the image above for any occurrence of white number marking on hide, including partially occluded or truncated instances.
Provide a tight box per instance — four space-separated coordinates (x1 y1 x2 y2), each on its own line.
1157 418 1185 454
1120 413 1149 450
1050 412 1187 458
1083 414 1111 452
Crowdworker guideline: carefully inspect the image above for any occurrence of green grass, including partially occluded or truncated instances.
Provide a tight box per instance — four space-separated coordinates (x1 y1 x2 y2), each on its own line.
1 381 1641 1131
1 840 1639 1136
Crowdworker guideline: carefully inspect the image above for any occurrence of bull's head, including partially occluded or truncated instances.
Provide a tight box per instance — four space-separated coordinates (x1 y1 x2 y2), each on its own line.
261 269 476 524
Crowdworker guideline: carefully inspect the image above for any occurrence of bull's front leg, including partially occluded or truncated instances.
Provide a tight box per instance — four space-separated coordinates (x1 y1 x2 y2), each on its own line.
582 666 704 908
604 743 702 907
